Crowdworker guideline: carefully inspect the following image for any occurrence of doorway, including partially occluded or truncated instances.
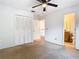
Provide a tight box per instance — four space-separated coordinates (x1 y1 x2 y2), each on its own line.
64 13 76 48
33 19 45 44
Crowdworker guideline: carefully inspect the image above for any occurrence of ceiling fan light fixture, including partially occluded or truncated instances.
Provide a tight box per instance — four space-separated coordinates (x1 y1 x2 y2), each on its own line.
32 0 58 12
42 3 47 7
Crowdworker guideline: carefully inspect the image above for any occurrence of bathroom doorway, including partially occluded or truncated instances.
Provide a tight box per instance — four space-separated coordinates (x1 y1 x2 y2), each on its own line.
64 13 76 48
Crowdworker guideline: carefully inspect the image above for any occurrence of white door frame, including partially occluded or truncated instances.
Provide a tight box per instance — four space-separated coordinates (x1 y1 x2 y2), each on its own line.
63 12 76 48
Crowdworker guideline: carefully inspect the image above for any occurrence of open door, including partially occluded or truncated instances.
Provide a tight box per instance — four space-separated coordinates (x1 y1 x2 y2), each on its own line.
64 13 76 48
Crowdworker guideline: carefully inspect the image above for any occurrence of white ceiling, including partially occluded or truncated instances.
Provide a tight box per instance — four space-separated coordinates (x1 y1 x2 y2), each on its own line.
33 0 79 13
0 0 37 10
0 0 79 13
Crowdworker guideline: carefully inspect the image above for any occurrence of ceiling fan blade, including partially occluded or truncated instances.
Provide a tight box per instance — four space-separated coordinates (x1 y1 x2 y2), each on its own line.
48 3 58 7
37 0 41 2
32 4 42 8
37 0 47 3
48 0 51 2
43 7 46 11
42 0 47 3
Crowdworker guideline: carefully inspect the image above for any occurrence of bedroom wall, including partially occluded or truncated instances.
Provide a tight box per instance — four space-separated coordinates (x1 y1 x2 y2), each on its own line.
0 4 33 49
45 4 79 49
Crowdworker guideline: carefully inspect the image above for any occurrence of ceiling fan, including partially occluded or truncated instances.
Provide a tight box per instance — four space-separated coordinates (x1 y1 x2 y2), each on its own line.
32 0 58 12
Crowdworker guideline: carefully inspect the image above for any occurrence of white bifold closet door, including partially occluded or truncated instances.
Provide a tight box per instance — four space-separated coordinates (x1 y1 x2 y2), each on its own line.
15 15 32 45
